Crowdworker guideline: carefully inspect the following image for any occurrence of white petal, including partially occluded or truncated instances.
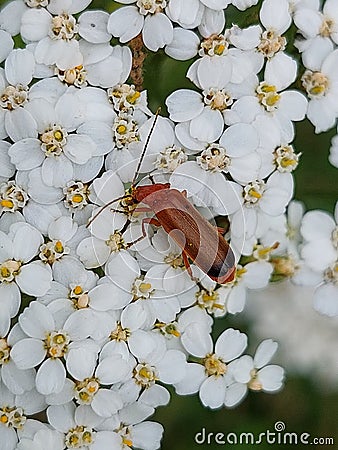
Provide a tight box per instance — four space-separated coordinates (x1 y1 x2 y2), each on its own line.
41 155 73 187
77 236 111 268
166 89 203 122
265 52 297 91
8 139 43 170
78 10 111 43
190 108 224 142
10 338 46 369
12 222 43 262
259 365 284 391
254 339 278 368
5 49 35 86
16 261 52 296
165 28 199 60
21 8 51 42
301 210 335 241
181 323 213 357
220 123 259 156
224 382 247 407
5 108 37 142
107 6 143 43
199 376 226 409
95 355 130 384
36 358 66 395
66 346 97 380
197 56 232 90
143 13 173 52
91 389 123 417
313 283 338 317
215 328 247 361
64 134 94 164
260 0 291 34
19 301 54 338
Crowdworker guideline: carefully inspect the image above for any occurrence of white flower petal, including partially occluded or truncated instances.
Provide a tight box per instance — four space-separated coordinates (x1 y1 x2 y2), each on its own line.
12 223 43 262
313 283 338 317
166 89 203 122
36 358 66 395
78 10 111 43
190 108 224 142
8 139 43 171
254 339 278 368
19 301 54 338
259 365 284 391
10 338 46 369
215 328 247 361
16 261 52 296
107 6 143 43
199 376 226 409
41 155 73 187
143 13 173 52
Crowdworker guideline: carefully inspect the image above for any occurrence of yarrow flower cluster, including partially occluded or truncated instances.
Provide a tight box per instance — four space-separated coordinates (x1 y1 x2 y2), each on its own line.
0 0 337 448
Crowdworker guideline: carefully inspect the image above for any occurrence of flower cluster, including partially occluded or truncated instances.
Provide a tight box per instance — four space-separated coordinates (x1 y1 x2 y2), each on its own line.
0 0 337 449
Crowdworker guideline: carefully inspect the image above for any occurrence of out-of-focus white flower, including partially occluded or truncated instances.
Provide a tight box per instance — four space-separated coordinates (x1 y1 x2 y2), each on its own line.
301 49 338 133
247 281 338 387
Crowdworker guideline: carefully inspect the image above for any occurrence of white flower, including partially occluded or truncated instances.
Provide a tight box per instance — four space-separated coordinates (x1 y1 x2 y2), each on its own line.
329 125 338 168
16 427 65 450
0 222 52 334
38 216 84 269
0 30 13 63
230 171 294 254
0 325 36 396
301 49 338 133
10 301 97 395
300 207 337 273
294 0 338 70
20 0 97 70
8 88 100 187
300 204 338 317
0 48 35 140
175 327 247 409
224 76 308 142
47 402 123 449
0 380 46 450
107 1 173 52
230 339 285 406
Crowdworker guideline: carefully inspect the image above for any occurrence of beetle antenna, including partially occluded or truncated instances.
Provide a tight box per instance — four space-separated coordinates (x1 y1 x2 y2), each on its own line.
86 194 126 228
132 107 161 186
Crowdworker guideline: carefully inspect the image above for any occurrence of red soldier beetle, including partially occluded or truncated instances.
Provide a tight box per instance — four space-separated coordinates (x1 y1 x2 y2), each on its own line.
88 110 236 284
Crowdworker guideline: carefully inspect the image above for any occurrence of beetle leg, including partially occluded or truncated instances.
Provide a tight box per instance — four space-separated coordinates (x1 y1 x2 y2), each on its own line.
141 217 161 234
125 217 161 249
217 226 225 235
